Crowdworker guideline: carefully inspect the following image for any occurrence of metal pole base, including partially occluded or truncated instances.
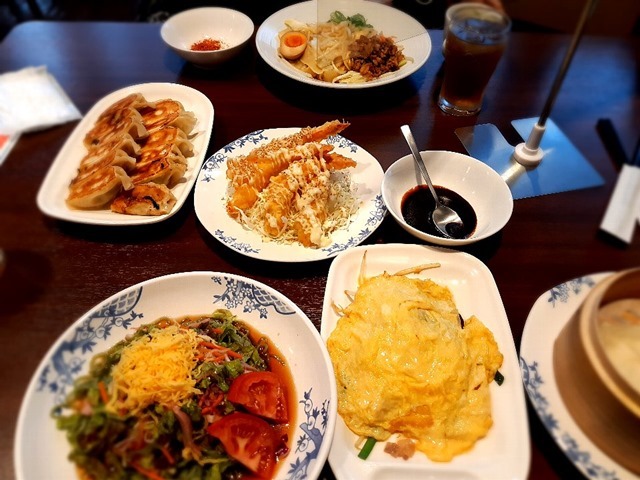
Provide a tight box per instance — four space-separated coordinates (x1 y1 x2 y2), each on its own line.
455 117 604 200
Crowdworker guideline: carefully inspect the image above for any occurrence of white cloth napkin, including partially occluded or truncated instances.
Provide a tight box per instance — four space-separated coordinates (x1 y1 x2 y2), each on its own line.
600 164 640 243
0 65 81 135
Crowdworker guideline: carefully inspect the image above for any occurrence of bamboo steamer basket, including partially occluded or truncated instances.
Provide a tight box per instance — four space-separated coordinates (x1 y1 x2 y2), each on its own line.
553 268 640 474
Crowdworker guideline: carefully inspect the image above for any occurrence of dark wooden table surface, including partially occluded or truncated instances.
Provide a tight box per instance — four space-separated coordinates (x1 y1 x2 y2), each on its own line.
0 16 638 480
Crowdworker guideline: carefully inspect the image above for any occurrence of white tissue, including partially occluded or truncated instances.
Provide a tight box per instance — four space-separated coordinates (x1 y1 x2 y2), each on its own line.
600 164 640 243
0 66 81 135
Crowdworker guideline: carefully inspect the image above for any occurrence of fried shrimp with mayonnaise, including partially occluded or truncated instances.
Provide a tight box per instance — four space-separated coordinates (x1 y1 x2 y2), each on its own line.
225 120 349 216
225 121 358 248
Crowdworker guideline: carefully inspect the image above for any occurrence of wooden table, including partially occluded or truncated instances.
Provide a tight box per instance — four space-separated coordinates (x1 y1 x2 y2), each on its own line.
0 18 638 480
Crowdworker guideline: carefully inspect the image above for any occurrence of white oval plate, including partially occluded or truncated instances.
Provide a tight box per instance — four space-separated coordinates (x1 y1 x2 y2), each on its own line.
520 272 640 479
320 243 531 480
15 271 337 480
256 0 431 89
36 82 214 226
194 127 386 262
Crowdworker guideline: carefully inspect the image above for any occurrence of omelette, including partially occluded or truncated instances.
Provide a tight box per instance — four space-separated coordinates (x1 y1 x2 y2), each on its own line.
327 272 503 462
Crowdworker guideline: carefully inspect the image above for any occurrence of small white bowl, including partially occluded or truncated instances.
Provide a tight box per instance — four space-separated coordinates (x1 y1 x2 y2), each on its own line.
381 150 513 246
161 7 254 68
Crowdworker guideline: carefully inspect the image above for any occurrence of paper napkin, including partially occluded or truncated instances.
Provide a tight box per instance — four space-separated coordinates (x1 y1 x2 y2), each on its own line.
600 164 640 243
0 66 81 166
0 65 81 135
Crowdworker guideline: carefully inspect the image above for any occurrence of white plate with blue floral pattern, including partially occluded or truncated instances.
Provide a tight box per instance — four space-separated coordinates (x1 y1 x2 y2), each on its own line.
520 272 640 479
194 127 386 262
15 271 337 480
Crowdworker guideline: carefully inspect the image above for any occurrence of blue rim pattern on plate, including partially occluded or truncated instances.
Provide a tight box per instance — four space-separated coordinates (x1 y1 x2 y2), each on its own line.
197 129 387 260
35 274 329 480
520 274 624 480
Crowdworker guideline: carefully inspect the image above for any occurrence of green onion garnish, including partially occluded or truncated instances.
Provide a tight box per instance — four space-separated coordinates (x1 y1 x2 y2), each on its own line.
494 370 504 386
329 11 372 28
358 437 377 460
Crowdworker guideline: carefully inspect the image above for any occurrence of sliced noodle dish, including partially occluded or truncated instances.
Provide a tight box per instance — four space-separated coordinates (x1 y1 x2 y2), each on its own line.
278 11 408 84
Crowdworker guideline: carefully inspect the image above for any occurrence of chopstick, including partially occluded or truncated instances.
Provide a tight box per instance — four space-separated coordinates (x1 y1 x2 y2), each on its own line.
596 118 629 168
631 133 640 167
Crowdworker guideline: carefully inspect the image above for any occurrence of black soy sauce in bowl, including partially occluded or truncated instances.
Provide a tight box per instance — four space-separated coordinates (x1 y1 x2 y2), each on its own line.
401 185 477 239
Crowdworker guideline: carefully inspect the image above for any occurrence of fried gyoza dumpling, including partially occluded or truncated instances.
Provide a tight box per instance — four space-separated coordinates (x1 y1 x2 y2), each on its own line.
67 165 132 209
128 126 192 187
84 106 148 149
140 99 197 135
110 183 177 216
97 93 156 121
77 133 141 175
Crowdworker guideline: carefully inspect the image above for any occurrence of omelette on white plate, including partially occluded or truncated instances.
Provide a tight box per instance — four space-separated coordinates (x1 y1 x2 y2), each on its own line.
327 271 503 462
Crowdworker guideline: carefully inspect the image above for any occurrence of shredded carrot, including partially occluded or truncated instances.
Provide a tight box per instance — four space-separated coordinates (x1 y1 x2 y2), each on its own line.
201 392 225 414
132 462 165 480
199 341 244 359
225 349 243 359
159 444 175 465
97 381 109 405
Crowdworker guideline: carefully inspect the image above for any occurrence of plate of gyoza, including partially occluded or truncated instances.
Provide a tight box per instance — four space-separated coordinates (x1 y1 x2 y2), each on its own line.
194 120 386 262
36 82 214 226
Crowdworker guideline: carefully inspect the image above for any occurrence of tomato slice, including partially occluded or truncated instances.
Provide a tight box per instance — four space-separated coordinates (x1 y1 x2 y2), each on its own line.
207 412 278 478
227 371 289 422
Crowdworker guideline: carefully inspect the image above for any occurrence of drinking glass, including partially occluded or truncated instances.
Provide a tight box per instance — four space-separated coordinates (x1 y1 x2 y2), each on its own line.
438 5 511 116
443 2 494 48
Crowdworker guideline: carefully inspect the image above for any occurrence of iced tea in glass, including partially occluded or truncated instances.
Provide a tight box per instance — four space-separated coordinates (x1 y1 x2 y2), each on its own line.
438 6 511 116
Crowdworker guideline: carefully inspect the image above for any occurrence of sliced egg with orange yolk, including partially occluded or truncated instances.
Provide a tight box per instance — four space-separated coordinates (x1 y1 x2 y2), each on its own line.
279 31 308 60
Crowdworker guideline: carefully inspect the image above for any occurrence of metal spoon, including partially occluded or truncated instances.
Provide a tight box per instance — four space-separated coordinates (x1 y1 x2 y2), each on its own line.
400 125 464 239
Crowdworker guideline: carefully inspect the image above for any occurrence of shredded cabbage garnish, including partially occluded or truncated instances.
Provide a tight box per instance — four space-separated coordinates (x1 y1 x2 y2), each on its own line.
240 167 359 247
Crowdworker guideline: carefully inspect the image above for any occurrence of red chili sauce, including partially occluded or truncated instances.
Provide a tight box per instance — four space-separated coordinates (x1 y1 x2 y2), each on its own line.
191 38 223 51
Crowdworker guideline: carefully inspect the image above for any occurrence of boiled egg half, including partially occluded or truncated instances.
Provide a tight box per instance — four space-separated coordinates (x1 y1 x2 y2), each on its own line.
279 31 307 60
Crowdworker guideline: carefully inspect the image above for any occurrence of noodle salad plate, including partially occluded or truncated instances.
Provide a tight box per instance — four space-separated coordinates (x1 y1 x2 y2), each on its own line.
320 244 531 480
15 272 337 480
194 127 386 263
256 0 431 89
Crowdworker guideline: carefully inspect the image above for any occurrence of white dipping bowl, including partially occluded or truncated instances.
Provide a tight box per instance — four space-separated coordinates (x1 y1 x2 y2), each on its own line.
381 150 513 246
161 7 254 68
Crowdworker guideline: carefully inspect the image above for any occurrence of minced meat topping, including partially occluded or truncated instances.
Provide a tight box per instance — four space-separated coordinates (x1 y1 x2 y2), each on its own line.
347 34 404 79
